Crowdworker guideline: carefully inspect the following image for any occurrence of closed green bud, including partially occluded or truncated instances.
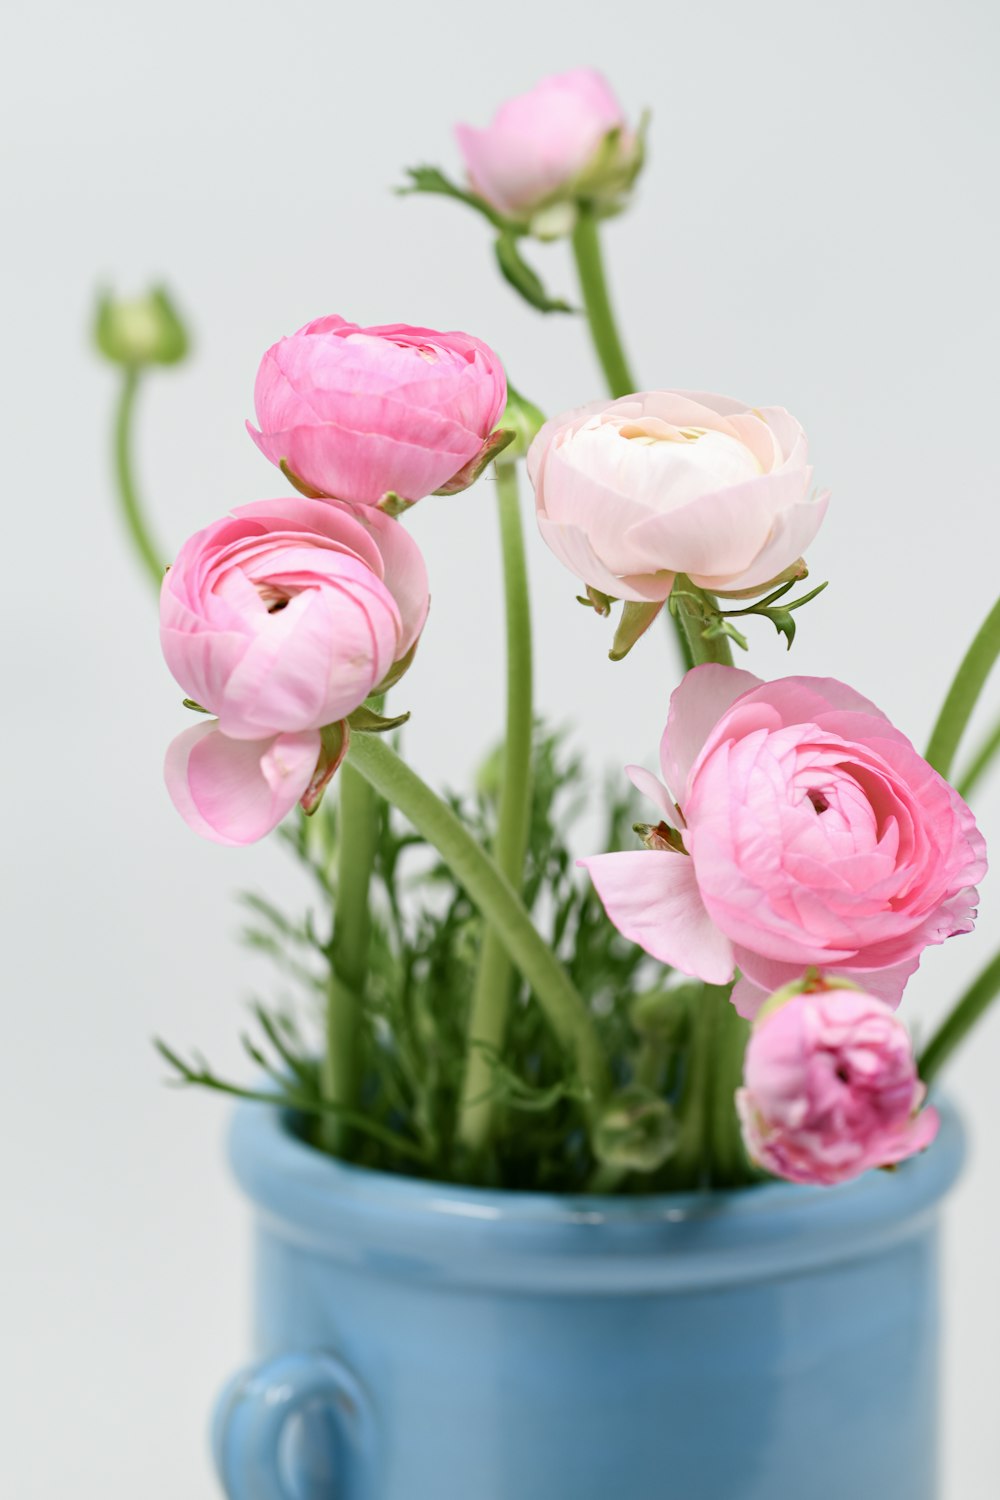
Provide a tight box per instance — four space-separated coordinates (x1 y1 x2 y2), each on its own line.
94 285 190 367
593 1084 679 1172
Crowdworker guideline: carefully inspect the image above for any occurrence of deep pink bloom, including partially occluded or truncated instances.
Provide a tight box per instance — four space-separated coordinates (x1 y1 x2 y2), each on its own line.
160 497 428 845
456 69 634 221
582 666 986 1013
736 985 939 1185
248 316 506 506
528 392 828 602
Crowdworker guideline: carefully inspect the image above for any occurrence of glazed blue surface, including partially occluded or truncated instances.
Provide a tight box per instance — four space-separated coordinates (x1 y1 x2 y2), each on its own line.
213 1100 963 1500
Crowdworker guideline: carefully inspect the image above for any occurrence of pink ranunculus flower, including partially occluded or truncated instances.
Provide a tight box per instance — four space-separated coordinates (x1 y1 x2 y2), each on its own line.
247 316 508 507
582 666 986 1014
528 392 829 603
160 496 429 845
736 982 939 1186
456 69 639 228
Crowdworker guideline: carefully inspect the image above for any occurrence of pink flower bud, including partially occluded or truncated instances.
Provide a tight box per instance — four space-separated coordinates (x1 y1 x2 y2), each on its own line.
160 497 429 844
736 985 939 1186
247 316 506 506
455 69 639 226
529 392 829 602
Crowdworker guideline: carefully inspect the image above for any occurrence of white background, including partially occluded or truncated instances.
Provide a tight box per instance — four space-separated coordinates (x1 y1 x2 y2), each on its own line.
3 0 999 1494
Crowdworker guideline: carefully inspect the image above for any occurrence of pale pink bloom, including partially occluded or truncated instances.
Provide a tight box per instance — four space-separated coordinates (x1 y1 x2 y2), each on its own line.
161 497 428 845
455 68 634 222
582 667 986 1013
736 986 939 1186
248 316 506 506
528 392 829 602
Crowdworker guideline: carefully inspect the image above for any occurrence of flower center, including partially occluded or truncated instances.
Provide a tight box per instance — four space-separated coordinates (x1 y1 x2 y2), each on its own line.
806 789 830 814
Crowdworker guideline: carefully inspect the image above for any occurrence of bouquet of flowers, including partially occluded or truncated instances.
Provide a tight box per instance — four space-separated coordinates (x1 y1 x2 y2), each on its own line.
96 68 997 1199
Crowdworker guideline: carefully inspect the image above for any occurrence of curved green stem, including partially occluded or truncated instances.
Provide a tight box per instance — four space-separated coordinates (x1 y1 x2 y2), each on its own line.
321 762 378 1154
570 205 637 398
346 733 610 1109
925 592 1000 781
457 463 534 1154
919 947 1000 1087
114 367 167 587
955 707 1000 800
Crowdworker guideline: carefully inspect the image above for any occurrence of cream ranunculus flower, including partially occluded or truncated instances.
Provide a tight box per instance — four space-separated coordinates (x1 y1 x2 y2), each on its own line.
527 391 829 601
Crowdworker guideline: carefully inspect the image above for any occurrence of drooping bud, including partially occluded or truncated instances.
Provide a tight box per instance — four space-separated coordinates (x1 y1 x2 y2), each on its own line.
94 285 190 367
593 1084 678 1172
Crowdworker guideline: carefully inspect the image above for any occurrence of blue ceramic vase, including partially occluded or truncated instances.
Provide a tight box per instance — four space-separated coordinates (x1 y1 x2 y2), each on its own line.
213 1098 963 1500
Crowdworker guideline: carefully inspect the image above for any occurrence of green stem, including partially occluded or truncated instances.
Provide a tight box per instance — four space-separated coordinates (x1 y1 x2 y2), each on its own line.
570 204 637 399
919 947 1000 1087
321 762 378 1154
708 997 751 1187
925 592 1000 781
346 734 610 1109
674 579 735 669
955 707 1000 800
457 463 534 1154
114 367 167 587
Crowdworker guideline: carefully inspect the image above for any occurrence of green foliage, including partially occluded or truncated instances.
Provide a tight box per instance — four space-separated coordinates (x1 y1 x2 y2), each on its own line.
159 725 739 1190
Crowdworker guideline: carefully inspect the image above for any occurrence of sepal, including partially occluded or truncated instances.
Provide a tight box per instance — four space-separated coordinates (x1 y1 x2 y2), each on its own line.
609 599 665 661
373 635 421 694
347 704 411 734
397 164 509 231
494 231 574 314
299 721 350 816
433 427 516 495
376 491 415 517
279 459 331 500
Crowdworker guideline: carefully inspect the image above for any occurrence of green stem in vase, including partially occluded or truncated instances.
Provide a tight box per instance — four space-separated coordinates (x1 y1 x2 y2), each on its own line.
321 761 378 1154
457 462 535 1156
346 733 610 1112
114 367 168 588
919 947 1000 1088
925 591 1000 782
570 204 637 399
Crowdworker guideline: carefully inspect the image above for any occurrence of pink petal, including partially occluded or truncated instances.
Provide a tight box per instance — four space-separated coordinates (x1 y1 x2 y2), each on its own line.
536 515 674 602
660 664 761 801
164 722 320 846
579 850 735 982
625 764 676 817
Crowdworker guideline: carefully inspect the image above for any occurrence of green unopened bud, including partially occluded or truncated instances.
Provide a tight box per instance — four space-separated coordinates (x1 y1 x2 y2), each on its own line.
94 285 190 367
593 1084 678 1173
498 382 546 461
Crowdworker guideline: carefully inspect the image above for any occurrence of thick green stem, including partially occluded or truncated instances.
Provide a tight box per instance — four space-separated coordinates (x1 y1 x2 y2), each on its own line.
919 948 1000 1087
570 205 637 399
457 463 534 1154
925 592 1000 781
346 734 610 1109
956 708 1000 800
675 579 735 669
114 367 167 588
321 762 377 1154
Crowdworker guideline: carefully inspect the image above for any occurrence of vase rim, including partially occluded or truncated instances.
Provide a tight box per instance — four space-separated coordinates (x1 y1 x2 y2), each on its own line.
226 1093 964 1293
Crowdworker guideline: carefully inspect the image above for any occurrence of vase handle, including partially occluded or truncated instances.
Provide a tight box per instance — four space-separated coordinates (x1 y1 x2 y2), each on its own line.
212 1349 377 1499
